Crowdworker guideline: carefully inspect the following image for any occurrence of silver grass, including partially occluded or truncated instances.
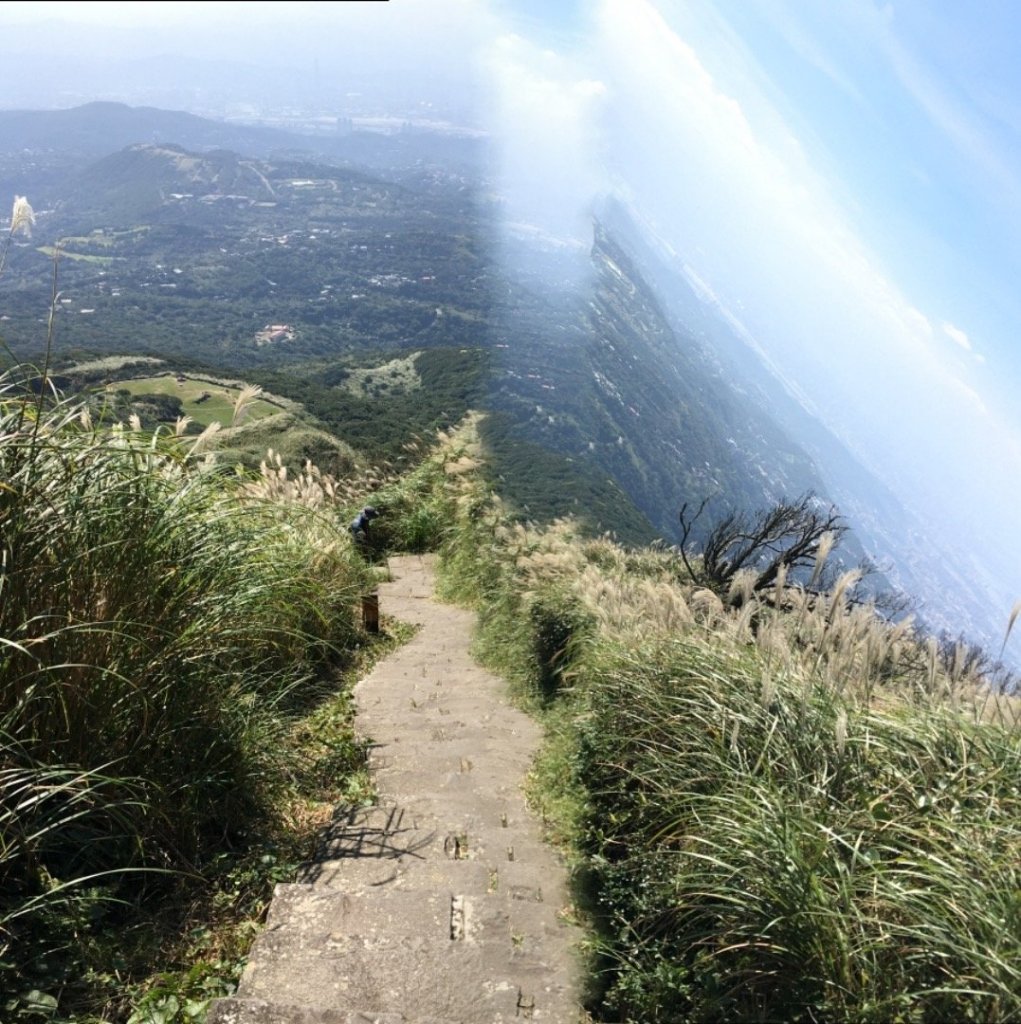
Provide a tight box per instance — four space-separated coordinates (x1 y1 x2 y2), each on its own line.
10 195 35 237
835 708 848 755
1000 598 1021 657
231 383 263 427
809 530 836 588
188 420 221 455
826 569 862 625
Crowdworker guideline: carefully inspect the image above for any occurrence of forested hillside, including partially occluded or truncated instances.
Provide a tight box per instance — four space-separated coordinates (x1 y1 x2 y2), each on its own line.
0 128 888 565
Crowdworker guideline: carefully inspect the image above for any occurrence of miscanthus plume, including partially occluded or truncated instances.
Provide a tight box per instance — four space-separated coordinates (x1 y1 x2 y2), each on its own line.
10 195 35 237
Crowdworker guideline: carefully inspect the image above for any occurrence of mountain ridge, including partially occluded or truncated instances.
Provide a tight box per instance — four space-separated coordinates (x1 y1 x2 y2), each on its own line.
595 196 1002 642
0 101 485 181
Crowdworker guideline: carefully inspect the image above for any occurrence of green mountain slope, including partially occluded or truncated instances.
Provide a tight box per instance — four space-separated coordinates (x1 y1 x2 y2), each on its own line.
488 223 862 554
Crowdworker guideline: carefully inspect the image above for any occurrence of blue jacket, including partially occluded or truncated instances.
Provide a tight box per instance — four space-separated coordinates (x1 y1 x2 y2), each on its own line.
350 506 379 535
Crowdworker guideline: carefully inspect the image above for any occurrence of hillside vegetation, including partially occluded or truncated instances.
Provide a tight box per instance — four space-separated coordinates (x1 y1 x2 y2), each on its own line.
384 418 1021 1024
3 136 869 558
0 366 384 1019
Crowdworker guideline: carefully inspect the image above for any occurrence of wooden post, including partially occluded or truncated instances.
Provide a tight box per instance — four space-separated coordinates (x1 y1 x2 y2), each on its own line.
362 590 379 633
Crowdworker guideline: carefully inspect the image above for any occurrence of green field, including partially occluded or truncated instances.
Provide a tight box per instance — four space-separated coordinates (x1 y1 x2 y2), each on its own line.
38 245 117 264
108 374 282 427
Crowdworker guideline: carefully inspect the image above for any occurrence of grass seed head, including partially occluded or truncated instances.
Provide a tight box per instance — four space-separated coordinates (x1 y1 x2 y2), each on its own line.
10 195 35 237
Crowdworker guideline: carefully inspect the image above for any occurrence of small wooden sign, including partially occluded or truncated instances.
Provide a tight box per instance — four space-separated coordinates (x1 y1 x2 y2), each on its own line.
362 591 380 633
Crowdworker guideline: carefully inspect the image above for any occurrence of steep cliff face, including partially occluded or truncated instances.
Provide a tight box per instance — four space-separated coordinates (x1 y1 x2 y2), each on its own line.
487 221 841 549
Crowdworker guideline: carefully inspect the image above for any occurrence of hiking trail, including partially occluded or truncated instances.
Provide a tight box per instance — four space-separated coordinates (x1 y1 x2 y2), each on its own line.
209 553 585 1023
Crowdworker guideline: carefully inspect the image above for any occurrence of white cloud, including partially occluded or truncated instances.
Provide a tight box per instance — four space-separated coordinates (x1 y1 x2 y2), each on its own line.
739 0 867 105
483 33 606 245
591 0 1021 541
942 321 973 351
904 306 934 340
825 0 1021 224
950 377 987 416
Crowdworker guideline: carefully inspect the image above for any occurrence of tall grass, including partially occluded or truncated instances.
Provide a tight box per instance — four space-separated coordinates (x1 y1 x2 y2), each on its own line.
0 369 367 1002
390 416 1021 1022
576 637 1021 1021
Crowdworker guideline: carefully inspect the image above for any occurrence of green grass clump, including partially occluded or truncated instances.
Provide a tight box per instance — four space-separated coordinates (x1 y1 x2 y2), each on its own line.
576 637 1021 1022
0 368 368 1013
363 429 477 555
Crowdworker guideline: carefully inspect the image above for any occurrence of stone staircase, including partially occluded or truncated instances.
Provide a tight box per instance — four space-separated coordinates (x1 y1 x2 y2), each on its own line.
208 555 584 1024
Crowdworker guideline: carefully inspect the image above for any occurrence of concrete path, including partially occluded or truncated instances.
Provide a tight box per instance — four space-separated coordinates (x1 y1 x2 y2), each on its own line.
209 555 584 1024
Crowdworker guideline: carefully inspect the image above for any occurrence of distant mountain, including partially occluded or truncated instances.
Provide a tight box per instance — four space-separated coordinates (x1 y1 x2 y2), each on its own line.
61 143 278 223
0 101 296 158
0 101 1006 654
488 218 879 579
596 197 1004 644
0 102 485 186
0 129 896 601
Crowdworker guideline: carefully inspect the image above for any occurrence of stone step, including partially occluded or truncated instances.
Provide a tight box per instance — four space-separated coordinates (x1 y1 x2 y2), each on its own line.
306 804 438 863
307 811 561 884
311 798 544 847
206 998 488 1024
361 721 530 749
303 813 513 873
365 750 536 784
357 696 518 720
356 682 491 708
356 646 479 672
305 849 560 905
366 741 536 770
208 999 412 1024
235 940 575 1022
260 886 572 957
307 801 550 852
364 770 539 815
361 723 535 754
358 644 480 667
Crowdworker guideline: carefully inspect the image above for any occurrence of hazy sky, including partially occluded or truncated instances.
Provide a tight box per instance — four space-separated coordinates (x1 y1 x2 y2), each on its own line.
481 0 1021 621
3 0 1019 622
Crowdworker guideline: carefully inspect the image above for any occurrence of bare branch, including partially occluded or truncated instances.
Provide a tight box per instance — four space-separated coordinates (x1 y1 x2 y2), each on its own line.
680 493 848 599
677 496 712 582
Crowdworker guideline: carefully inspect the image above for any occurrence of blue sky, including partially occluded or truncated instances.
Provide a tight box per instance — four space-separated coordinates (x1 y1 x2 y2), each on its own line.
685 0 1021 400
639 0 1021 554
